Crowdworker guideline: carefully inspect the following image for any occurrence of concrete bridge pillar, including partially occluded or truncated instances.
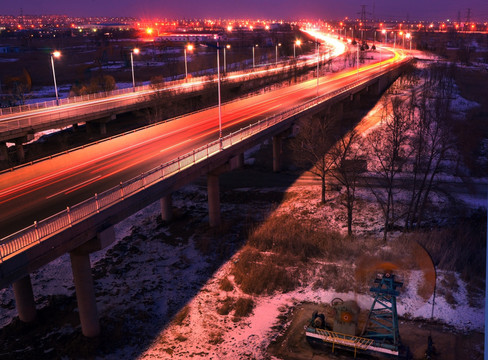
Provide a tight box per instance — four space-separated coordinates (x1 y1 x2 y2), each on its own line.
272 135 282 172
12 275 36 322
86 121 107 136
334 102 344 122
375 76 387 95
207 172 221 227
86 115 115 136
353 92 361 106
14 140 25 163
229 153 244 170
160 194 173 222
70 250 100 337
68 227 115 337
0 142 8 163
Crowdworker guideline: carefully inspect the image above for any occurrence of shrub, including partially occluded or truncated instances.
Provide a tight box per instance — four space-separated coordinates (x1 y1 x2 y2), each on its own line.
219 277 234 292
217 297 234 316
172 305 190 326
232 247 298 295
208 331 224 345
233 297 255 318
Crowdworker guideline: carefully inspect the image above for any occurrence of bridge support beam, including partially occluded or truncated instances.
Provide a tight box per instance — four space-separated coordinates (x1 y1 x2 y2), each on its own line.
70 250 100 337
160 194 173 222
12 275 36 323
272 135 282 172
207 172 221 227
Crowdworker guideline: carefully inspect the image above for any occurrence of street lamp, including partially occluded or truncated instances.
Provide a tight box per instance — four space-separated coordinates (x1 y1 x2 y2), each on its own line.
399 31 405 48
130 48 140 92
382 29 387 44
356 43 360 81
293 39 301 58
217 39 222 147
406 33 412 50
275 43 281 65
224 44 230 73
316 38 319 98
184 44 193 79
252 44 258 69
50 51 61 105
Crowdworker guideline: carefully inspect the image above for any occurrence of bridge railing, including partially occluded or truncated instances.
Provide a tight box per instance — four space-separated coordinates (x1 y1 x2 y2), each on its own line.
0 58 408 262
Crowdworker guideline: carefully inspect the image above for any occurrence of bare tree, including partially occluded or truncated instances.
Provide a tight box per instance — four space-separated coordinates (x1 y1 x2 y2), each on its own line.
366 97 413 241
291 114 337 204
145 76 173 124
405 85 454 229
327 130 364 236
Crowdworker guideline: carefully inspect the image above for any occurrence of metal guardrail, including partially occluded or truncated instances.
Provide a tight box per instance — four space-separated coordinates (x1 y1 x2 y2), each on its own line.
0 58 407 262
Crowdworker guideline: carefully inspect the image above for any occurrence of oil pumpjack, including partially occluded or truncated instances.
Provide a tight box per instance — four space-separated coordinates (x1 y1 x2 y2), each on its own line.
305 270 409 358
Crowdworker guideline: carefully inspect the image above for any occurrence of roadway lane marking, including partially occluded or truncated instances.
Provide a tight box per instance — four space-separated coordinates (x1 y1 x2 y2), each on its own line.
45 175 101 199
160 137 195 153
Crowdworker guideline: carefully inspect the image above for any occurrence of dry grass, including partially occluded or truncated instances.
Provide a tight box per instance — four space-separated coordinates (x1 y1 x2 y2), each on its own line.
175 334 188 342
247 213 354 261
231 214 380 295
401 211 485 285
172 305 190 326
232 247 299 295
208 331 224 345
233 297 255 318
216 297 234 316
219 277 234 292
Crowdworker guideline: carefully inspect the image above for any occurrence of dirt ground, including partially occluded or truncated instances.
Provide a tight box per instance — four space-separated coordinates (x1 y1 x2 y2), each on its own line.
267 303 484 360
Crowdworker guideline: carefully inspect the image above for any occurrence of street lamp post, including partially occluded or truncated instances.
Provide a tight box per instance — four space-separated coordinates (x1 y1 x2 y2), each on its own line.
130 48 139 92
382 29 387 44
356 43 360 81
217 40 222 147
316 38 319 98
294 39 301 59
406 33 412 50
252 44 259 69
50 51 61 105
275 43 281 65
223 44 230 73
184 44 193 79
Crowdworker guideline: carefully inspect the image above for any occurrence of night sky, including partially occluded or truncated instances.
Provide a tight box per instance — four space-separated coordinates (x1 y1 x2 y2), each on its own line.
3 0 488 21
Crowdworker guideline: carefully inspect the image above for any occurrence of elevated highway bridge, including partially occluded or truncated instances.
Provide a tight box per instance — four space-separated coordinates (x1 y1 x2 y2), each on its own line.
0 37 410 337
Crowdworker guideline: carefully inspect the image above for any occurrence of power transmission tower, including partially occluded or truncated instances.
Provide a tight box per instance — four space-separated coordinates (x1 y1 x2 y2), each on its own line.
359 5 367 25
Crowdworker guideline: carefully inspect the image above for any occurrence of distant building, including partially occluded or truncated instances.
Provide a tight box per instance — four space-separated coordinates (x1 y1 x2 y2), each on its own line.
155 33 216 43
79 23 131 31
